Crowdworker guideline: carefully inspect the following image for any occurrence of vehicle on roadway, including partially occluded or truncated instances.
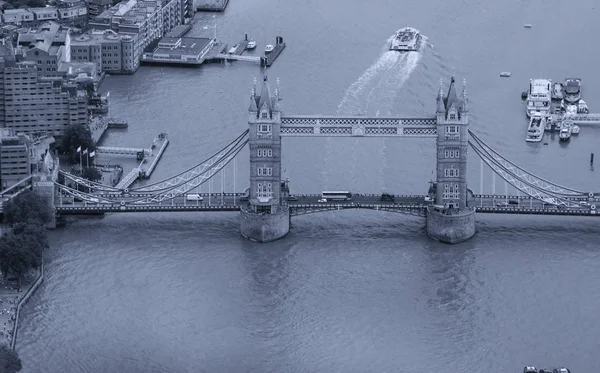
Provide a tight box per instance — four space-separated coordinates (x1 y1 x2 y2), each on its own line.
186 194 203 201
321 191 352 201
317 198 327 203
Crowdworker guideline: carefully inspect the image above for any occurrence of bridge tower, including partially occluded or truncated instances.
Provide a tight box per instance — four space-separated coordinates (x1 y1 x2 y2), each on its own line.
426 77 476 244
240 76 290 242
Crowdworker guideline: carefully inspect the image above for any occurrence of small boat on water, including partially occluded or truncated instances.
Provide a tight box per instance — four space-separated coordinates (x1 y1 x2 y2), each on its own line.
577 99 589 114
524 24 533 28
389 27 422 51
559 120 573 141
500 72 511 77
525 112 545 142
563 78 582 104
265 44 275 53
572 125 580 134
552 82 564 100
227 44 239 54
565 104 577 116
246 40 257 50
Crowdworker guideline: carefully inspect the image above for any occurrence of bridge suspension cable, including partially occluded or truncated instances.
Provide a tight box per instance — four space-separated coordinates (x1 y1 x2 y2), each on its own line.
468 130 586 196
55 138 248 205
59 170 122 193
127 139 248 204
469 140 583 208
128 130 249 192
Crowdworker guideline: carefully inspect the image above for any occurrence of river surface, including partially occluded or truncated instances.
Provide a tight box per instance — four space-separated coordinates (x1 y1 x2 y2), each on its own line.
16 0 600 372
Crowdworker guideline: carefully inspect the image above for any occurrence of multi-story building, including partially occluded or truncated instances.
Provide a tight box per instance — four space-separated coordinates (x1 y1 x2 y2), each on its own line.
28 7 59 23
70 29 138 74
56 0 88 27
0 129 31 190
16 21 71 77
2 9 35 25
0 43 88 138
90 0 184 55
2 61 88 136
1 1 87 27
87 0 116 18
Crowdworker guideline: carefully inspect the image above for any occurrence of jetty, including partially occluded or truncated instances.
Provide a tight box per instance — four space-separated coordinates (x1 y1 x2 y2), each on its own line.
260 36 286 67
197 0 229 11
115 133 169 189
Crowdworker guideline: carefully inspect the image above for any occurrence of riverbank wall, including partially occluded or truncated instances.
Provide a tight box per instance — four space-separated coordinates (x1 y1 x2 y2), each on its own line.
10 260 44 349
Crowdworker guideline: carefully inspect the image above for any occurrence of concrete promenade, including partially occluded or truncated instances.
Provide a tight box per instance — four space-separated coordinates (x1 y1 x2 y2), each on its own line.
0 268 40 348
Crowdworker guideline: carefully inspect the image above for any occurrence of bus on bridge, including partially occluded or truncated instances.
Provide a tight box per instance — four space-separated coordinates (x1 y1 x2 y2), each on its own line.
321 191 353 201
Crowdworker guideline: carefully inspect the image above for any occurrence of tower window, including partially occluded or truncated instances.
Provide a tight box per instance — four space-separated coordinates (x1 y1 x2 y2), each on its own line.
261 112 268 119
449 113 456 120
257 167 273 176
445 126 458 134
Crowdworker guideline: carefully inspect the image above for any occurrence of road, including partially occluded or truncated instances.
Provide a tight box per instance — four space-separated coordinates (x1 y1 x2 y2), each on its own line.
54 193 600 216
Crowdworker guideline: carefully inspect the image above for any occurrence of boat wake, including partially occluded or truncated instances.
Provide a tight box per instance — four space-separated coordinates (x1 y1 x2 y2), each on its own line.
322 33 426 191
336 34 426 116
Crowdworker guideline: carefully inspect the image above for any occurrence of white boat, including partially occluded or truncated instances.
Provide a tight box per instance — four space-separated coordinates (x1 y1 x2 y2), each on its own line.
572 125 580 134
526 78 552 117
227 44 239 54
559 120 573 141
552 82 564 100
577 99 589 114
566 104 577 116
265 44 274 53
500 72 511 77
525 112 545 142
524 24 533 28
246 40 257 49
563 78 581 104
389 27 421 51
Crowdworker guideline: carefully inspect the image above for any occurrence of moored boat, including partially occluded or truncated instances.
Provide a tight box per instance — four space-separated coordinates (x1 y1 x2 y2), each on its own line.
526 78 552 117
265 44 274 53
559 120 573 141
525 112 545 142
552 82 564 100
563 78 581 104
246 40 257 49
577 99 589 114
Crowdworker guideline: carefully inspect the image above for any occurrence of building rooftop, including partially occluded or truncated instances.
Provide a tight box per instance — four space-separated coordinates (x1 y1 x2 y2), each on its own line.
17 21 69 47
153 37 211 56
70 29 131 45
3 9 33 15
94 0 168 27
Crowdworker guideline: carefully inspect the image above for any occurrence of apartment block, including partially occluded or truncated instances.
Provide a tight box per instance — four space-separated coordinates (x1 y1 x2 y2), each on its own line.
16 21 71 78
1 0 87 27
0 54 88 138
70 29 138 74
90 0 184 54
87 0 117 18
0 129 31 190
2 9 35 25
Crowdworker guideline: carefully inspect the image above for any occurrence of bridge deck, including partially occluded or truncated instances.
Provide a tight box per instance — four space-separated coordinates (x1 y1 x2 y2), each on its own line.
280 116 437 137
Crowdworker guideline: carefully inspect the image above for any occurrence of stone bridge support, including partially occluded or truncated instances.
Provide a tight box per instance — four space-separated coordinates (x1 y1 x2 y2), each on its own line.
426 77 475 243
240 76 290 242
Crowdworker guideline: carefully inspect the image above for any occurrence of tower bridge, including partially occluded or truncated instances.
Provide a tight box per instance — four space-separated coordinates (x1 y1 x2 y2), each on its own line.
6 75 600 244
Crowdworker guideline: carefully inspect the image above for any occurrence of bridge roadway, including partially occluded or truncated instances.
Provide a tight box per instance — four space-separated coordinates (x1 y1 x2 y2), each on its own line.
55 194 599 216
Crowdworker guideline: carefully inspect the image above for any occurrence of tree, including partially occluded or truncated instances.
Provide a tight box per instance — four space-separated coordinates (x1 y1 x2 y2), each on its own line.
3 191 53 226
60 125 96 164
82 167 102 182
0 222 45 287
0 344 22 373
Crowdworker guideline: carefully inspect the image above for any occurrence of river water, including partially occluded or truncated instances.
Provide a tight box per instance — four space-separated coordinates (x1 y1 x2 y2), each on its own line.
16 0 600 372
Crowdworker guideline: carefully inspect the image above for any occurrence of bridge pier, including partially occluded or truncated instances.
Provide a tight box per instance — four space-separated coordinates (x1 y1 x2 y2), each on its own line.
241 76 290 243
426 206 475 244
240 206 290 242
